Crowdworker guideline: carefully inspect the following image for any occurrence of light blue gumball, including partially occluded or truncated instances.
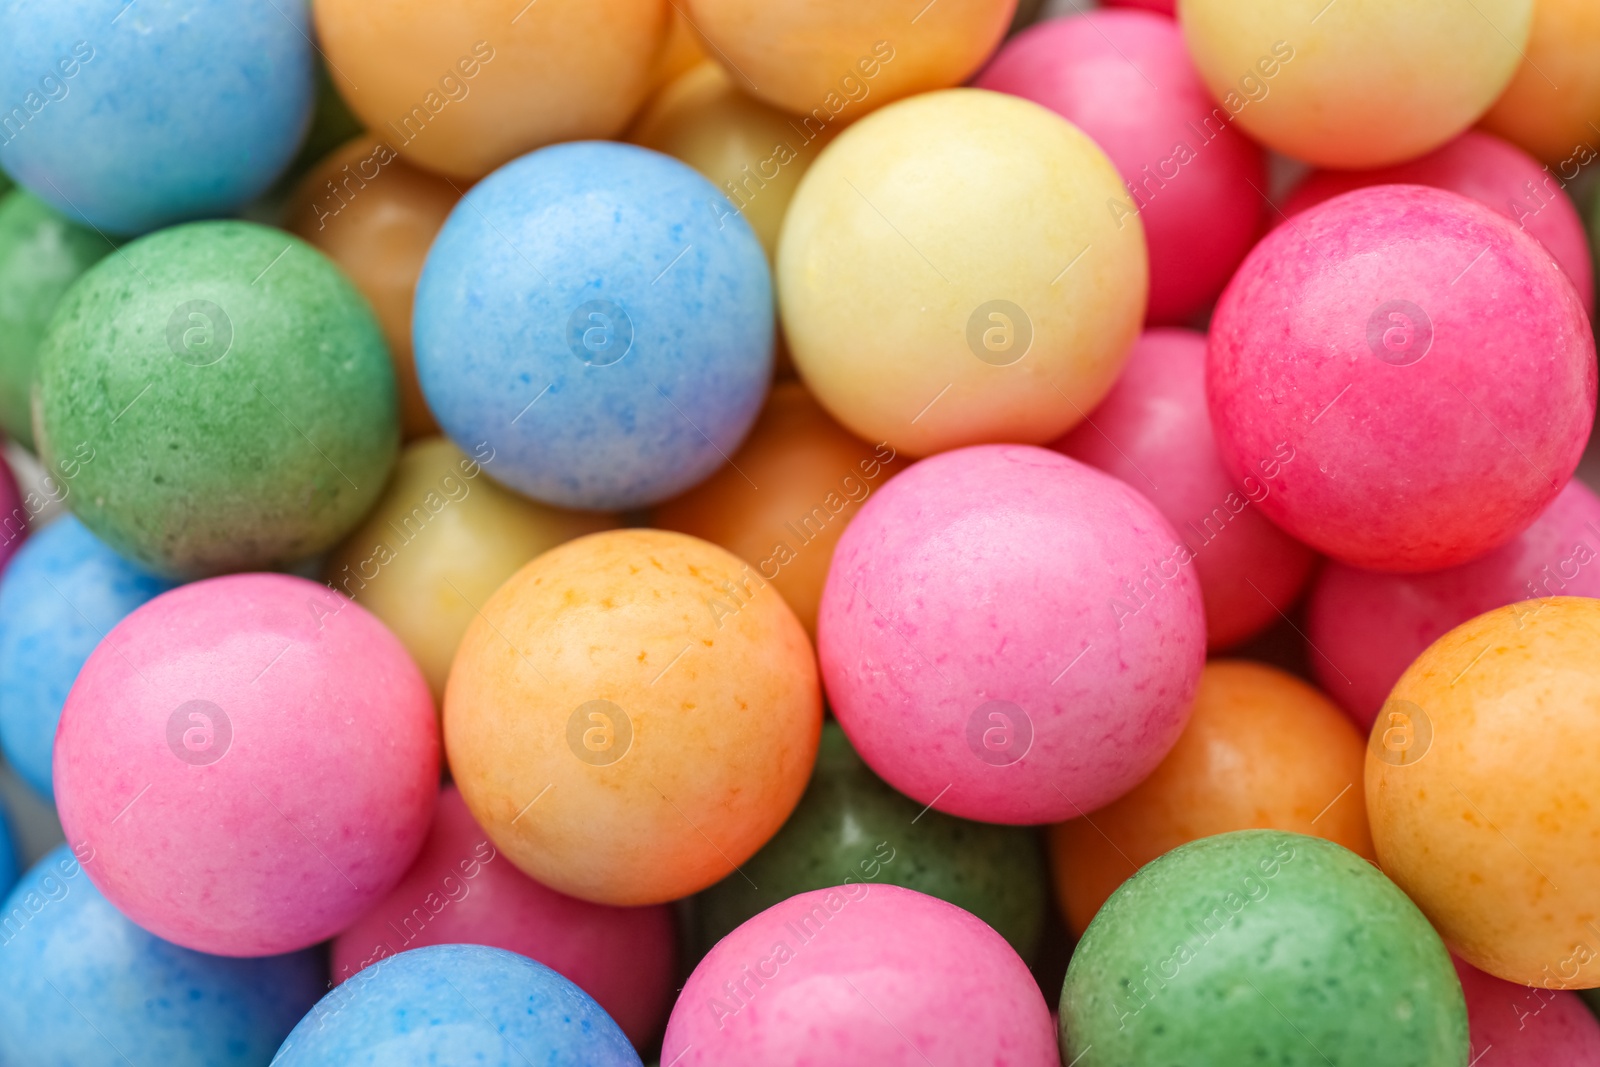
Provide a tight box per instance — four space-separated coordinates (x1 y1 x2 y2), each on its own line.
0 516 178 800
272 943 642 1066
0 844 324 1066
0 0 313 235
414 141 773 511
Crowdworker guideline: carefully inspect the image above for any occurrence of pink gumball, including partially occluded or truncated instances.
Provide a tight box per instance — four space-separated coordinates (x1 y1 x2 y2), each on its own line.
1208 184 1596 573
1281 130 1595 312
1454 956 1600 1065
818 444 1205 824
975 10 1264 323
1102 0 1175 13
1307 478 1600 728
662 884 1057 1066
1053 327 1317 648
0 451 21 571
54 573 438 956
332 784 677 1048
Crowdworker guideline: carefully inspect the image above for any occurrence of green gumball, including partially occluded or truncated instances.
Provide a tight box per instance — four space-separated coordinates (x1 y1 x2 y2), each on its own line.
34 220 398 577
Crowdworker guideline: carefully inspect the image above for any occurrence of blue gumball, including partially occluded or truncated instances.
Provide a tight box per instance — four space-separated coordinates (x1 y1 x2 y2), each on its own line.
273 943 641 1066
0 844 324 1066
414 141 773 511
0 516 178 799
0 0 313 235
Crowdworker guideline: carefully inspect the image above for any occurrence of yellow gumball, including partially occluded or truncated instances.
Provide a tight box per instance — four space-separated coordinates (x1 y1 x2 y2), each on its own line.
777 88 1146 457
1479 0 1600 166
1178 0 1531 168
322 438 615 701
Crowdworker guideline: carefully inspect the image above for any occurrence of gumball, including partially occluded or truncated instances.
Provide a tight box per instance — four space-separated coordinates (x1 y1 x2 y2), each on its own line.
0 516 177 800
1178 0 1529 168
0 448 22 570
414 142 772 510
779 89 1146 457
313 0 669 180
1480 0 1600 166
332 785 675 1048
1104 0 1173 12
664 884 1057 1066
1049 660 1373 937
0 190 114 448
0 845 323 1067
53 573 438 956
820 445 1205 824
1307 479 1600 728
287 137 460 440
0 0 313 234
1208 185 1596 573
1281 131 1594 311
1454 956 1600 1064
1061 831 1467 1065
1367 597 1600 987
652 382 898 637
976 11 1265 323
34 220 399 578
445 528 820 905
694 722 1047 961
1053 329 1315 648
275 944 640 1067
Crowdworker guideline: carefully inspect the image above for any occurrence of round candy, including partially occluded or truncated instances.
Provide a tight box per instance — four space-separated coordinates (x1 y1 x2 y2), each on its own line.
683 0 1015 117
1053 328 1315 648
819 444 1205 824
1103 0 1173 11
1480 0 1600 165
414 142 772 511
652 382 899 637
1208 185 1596 573
1178 0 1530 168
1307 478 1600 728
274 943 640 1067
1367 596 1600 987
34 220 399 578
445 528 821 905
0 844 323 1066
778 89 1146 457
287 136 460 441
693 722 1047 961
1281 130 1594 311
322 437 614 700
0 448 22 571
1049 660 1373 937
313 0 668 180
1454 955 1600 1064
1061 831 1468 1065
0 0 313 234
0 190 114 448
664 884 1057 1066
333 784 676 1048
53 573 438 956
975 10 1265 324
0 516 177 800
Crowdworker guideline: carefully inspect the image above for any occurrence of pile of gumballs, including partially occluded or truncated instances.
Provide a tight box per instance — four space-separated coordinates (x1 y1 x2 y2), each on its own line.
1 0 1599 1062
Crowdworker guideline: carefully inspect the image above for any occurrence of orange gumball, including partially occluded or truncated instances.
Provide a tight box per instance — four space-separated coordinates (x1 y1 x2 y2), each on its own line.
1367 597 1600 988
1479 0 1600 165
1049 660 1373 937
312 0 669 179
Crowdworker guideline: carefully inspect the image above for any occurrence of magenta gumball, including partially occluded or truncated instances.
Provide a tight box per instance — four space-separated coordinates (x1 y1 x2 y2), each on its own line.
1307 478 1600 728
1208 184 1596 573
661 884 1057 1066
1053 328 1317 648
818 444 1205 825
332 784 677 1048
53 573 438 957
975 10 1264 323
0 450 23 571
1102 0 1174 13
1454 956 1600 1064
1281 131 1595 312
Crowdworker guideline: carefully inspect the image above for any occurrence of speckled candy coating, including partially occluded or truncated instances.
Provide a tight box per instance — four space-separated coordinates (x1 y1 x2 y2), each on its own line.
274 943 640 1067
1208 185 1596 572
414 142 772 510
1061 831 1468 1066
0 0 313 234
52 573 438 956
0 844 323 1067
1455 956 1600 1064
664 884 1057 1066
819 444 1205 824
0 516 177 799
